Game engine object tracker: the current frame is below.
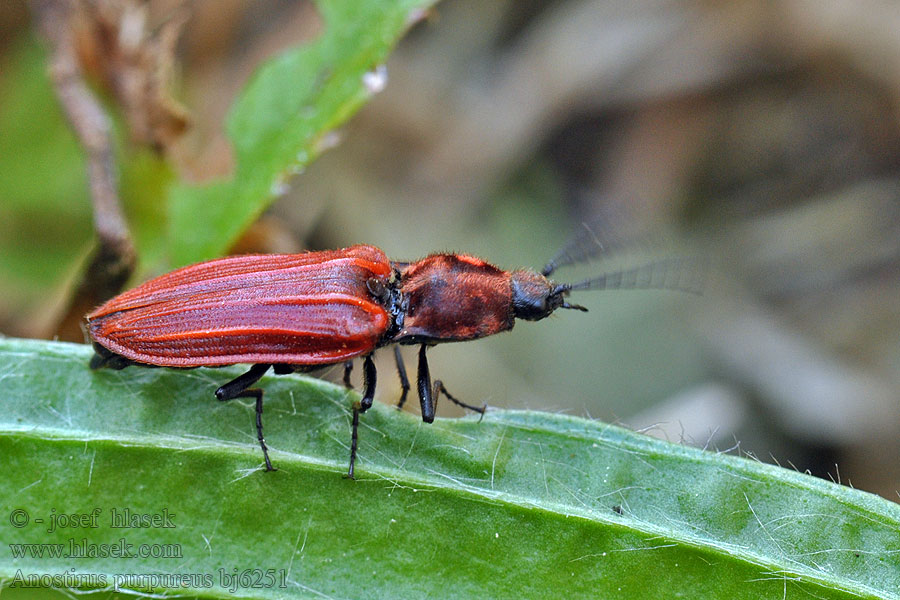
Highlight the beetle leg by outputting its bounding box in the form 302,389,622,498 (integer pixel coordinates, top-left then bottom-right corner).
416,345,435,423
215,364,275,471
417,345,486,423
348,407,361,480
360,354,377,412
393,346,410,410
343,360,354,388
348,354,377,479
433,380,487,422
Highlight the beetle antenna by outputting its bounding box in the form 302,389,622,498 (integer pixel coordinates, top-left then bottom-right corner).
566,257,707,295
561,300,589,312
541,206,650,276
542,216,617,276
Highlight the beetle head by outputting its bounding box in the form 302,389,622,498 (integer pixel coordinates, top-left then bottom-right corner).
510,270,587,322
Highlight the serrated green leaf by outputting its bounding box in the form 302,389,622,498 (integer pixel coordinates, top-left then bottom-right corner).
168,0,434,267
1,337,898,599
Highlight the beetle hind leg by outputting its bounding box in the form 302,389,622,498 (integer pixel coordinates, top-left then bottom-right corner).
347,355,376,480
216,364,275,471
433,380,487,421
416,345,486,423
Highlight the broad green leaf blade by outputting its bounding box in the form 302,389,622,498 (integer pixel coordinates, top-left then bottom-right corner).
1,338,898,599
168,1,434,267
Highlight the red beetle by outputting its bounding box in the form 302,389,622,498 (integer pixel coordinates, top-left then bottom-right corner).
87,243,695,476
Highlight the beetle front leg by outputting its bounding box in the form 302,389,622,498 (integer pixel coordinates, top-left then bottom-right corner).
348,354,376,479
416,345,486,423
393,345,411,410
216,363,275,471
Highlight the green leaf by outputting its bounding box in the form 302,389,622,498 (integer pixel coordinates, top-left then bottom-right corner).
168,1,434,267
1,337,898,599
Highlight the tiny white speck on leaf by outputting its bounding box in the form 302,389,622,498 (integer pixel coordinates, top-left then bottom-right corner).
314,131,342,153
363,65,388,94
270,178,290,197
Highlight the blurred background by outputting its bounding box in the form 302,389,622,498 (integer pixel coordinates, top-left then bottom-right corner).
1,0,898,500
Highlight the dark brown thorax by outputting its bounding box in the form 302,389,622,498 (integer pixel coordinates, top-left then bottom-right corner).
390,253,515,344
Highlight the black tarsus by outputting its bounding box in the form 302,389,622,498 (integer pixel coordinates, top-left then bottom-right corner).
348,406,360,479
416,345,485,424
394,346,410,410
347,354,376,479
434,380,486,420
216,363,275,471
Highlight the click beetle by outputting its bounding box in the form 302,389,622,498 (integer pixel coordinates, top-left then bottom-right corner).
87,243,696,476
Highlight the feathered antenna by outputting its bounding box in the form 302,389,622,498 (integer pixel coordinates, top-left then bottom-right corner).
561,256,707,296
540,204,708,304
541,205,653,276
